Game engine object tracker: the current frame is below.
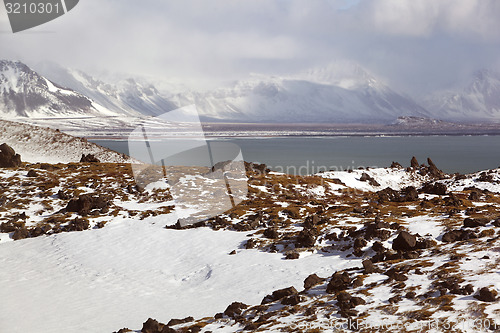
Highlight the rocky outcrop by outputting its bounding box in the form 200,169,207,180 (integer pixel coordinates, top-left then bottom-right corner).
80,154,100,163
65,193,111,216
0,143,21,167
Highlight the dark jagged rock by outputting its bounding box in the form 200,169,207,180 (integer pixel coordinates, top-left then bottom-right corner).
360,173,380,186
326,271,351,293
65,218,90,232
57,190,71,200
80,154,100,163
427,158,445,178
353,237,367,249
478,172,494,182
12,227,29,240
362,259,376,273
304,214,326,228
245,238,256,249
263,228,279,239
66,193,110,216
442,229,475,242
390,161,402,168
224,302,248,317
261,287,298,304
468,190,480,201
0,143,21,168
463,217,489,228
410,156,419,169
27,169,38,177
402,186,418,201
384,267,408,281
475,287,498,302
443,193,462,206
296,229,316,248
281,295,303,306
416,238,437,249
372,241,386,253
304,273,323,289
392,231,417,251
114,328,132,333
420,182,447,195
377,186,418,203
141,318,163,333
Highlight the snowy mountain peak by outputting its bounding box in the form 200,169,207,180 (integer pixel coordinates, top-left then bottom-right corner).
424,68,500,122
0,60,120,119
34,62,178,117
296,61,380,90
467,69,500,95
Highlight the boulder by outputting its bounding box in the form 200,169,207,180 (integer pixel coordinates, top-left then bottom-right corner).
442,229,475,242
410,156,419,169
141,318,163,333
296,229,316,248
420,182,447,195
261,287,298,304
0,143,21,167
392,231,417,251
402,186,419,201
224,302,248,317
475,287,498,302
27,170,38,177
427,158,445,178
326,271,351,293
66,193,110,216
362,259,376,274
463,218,489,228
304,273,323,289
263,228,279,239
80,154,100,163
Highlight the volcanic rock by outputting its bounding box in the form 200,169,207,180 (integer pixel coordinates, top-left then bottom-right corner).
392,231,417,251
80,154,100,163
224,302,248,318
262,287,298,304
326,271,351,293
463,218,489,228
0,143,21,168
304,273,323,289
475,287,498,302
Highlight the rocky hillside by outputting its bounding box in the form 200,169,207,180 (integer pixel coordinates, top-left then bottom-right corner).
115,158,499,333
0,119,135,163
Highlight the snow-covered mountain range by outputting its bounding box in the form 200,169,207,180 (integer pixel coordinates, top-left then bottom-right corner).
424,69,500,122
2,59,500,124
34,62,178,117
0,60,119,118
172,70,429,123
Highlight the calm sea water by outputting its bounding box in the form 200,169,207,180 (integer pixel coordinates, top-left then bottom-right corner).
91,136,500,175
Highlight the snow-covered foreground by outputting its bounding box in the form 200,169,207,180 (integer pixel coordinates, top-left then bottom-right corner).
0,216,358,333
1,159,500,332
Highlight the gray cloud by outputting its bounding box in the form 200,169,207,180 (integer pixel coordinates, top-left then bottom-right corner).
1,0,499,94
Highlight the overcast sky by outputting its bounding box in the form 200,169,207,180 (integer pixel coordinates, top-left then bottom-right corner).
1,0,500,95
